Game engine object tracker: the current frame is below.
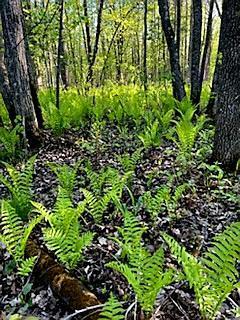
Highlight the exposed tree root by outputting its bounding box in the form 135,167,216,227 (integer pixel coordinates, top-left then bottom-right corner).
25,240,101,319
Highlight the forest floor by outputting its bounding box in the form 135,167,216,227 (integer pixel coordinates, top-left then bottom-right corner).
0,124,239,320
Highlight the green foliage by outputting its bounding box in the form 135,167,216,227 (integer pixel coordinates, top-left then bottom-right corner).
0,155,36,220
173,104,206,159
117,148,143,172
142,183,190,219
32,188,93,269
162,221,240,320
138,119,161,148
0,200,43,276
82,166,130,222
99,295,124,320
48,161,80,196
0,125,21,161
107,211,177,313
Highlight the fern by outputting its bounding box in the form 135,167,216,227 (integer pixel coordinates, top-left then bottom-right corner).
162,222,240,320
0,155,36,220
138,119,161,148
82,166,130,222
117,148,143,173
0,125,21,161
32,188,94,269
99,295,124,320
80,188,114,223
174,113,206,158
0,200,42,276
108,211,177,313
142,183,189,219
48,161,80,196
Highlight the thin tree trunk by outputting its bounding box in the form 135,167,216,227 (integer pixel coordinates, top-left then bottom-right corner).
83,0,92,66
190,0,202,105
212,0,240,170
86,0,104,85
0,0,39,142
56,0,64,109
158,0,186,101
176,0,181,58
199,0,214,95
143,0,148,90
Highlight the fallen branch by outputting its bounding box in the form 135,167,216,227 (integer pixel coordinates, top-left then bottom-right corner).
25,240,101,320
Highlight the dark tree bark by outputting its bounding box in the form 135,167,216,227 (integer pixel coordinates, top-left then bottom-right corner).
158,0,186,101
143,0,148,90
83,0,92,66
175,0,181,58
0,22,15,125
200,0,214,88
86,0,104,85
212,0,240,170
0,0,39,141
190,0,202,105
56,0,65,109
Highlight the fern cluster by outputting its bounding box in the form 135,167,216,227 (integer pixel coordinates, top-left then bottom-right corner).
48,161,81,196
107,211,177,313
32,188,94,269
162,221,240,320
0,200,43,276
173,105,206,158
142,183,189,219
117,147,143,173
138,119,161,148
0,155,36,220
0,125,21,161
82,165,130,222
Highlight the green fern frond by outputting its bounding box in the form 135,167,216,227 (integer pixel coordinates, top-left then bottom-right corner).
108,211,176,313
162,222,240,320
33,190,93,269
48,161,81,196
18,257,37,277
0,200,42,276
99,295,124,320
0,155,36,220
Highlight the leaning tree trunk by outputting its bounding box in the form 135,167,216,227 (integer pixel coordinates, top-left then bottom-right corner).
158,0,186,101
212,0,240,170
0,0,39,142
190,0,202,105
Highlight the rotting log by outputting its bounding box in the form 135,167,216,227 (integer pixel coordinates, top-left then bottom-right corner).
25,240,101,320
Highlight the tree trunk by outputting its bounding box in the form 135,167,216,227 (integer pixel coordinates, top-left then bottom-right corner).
86,0,104,85
212,0,240,170
143,0,148,90
175,0,181,59
199,0,214,91
190,0,202,105
0,21,15,125
0,0,39,142
158,0,186,101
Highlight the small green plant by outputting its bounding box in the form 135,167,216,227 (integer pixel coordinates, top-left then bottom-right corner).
162,221,240,320
0,200,43,276
0,155,36,220
99,295,124,320
48,161,81,196
138,119,161,148
32,188,93,270
107,211,177,314
173,105,206,160
117,148,143,173
142,183,189,219
82,166,131,222
0,125,21,161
